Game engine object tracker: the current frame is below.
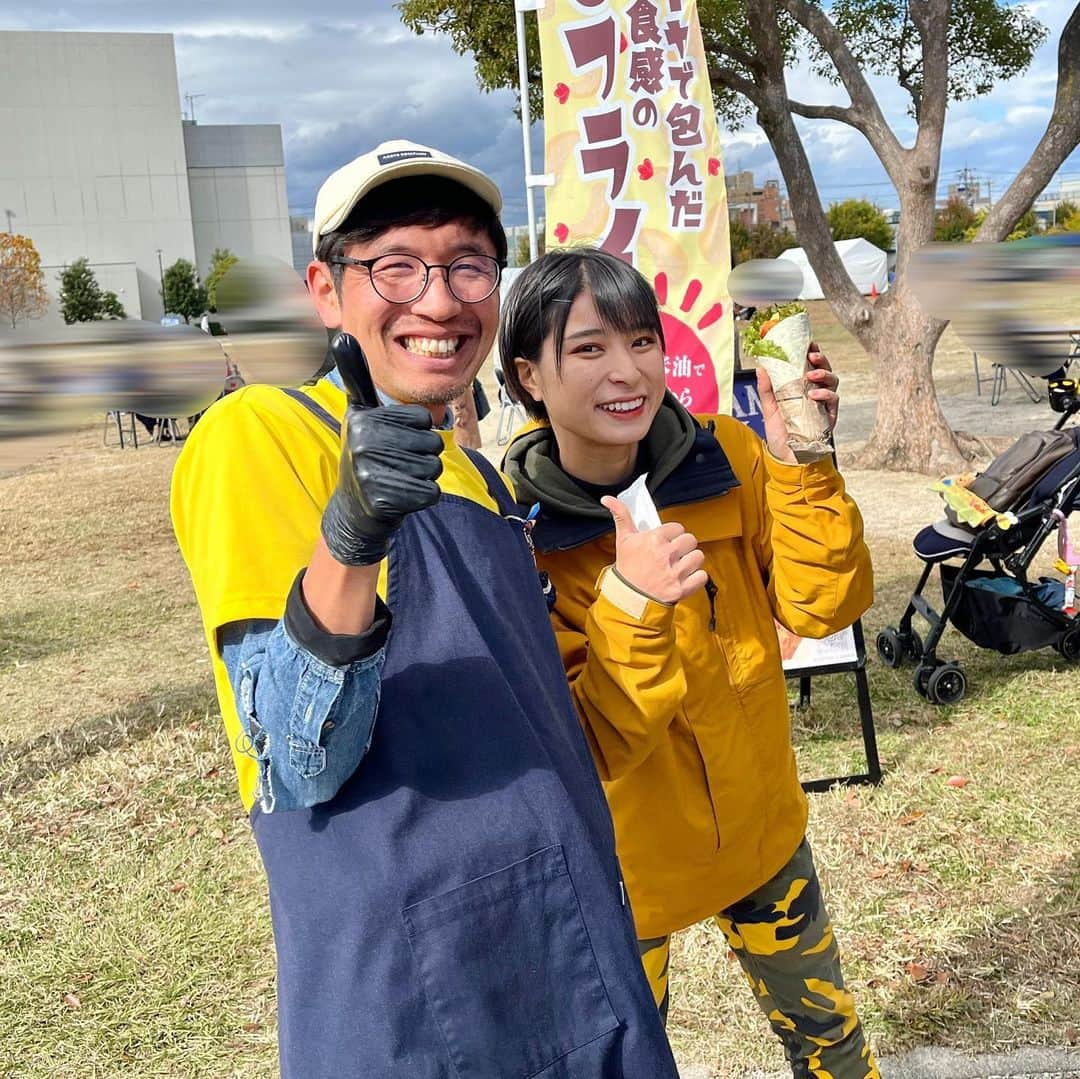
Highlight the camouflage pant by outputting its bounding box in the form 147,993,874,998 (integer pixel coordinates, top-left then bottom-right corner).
637,839,879,1079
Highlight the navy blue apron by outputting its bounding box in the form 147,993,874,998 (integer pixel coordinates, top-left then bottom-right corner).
252,407,677,1078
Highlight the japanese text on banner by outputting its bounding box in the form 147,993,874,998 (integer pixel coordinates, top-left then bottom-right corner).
537,0,733,413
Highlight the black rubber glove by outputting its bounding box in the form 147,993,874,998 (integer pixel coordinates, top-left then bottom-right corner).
320,332,444,566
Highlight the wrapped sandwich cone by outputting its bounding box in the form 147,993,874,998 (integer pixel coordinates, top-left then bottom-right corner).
756,311,833,463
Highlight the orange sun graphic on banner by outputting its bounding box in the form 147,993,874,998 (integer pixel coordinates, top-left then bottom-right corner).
654,271,723,414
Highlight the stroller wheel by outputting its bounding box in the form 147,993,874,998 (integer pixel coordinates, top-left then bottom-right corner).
1056,627,1080,663
927,663,967,706
913,663,935,698
876,628,903,668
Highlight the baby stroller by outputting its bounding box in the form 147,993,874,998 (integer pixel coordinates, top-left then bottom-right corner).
877,376,1080,704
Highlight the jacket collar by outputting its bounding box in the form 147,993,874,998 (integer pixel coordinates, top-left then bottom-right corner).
527,415,740,554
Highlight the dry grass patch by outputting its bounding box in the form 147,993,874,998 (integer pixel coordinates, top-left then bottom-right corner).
2,391,1078,1077
0,711,276,1078
668,546,1080,1076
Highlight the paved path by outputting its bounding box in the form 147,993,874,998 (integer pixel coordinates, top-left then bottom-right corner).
837,381,1056,453
676,1046,1080,1078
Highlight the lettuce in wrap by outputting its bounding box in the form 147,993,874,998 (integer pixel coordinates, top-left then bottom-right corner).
739,301,833,463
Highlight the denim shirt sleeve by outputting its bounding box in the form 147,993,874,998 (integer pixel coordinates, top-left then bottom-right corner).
220,617,384,813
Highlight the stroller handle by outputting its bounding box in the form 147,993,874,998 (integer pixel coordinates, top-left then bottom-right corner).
1005,462,1080,575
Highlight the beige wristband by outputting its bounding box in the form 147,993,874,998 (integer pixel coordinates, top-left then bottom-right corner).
598,565,673,619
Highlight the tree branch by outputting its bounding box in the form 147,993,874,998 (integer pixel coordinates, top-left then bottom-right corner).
977,2,1080,241
910,0,949,142
787,100,858,124
712,39,760,72
741,0,871,338
708,64,763,106
781,0,906,178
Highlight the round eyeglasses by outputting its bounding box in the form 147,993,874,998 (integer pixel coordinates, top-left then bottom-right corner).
328,252,504,305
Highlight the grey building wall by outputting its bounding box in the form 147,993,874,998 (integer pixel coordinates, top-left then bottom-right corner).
0,31,197,325
184,123,292,276
290,216,313,277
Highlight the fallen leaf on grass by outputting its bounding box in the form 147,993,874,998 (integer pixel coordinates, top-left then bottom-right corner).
946,775,970,788
63,993,81,1009
934,971,950,985
844,788,860,805
241,1022,262,1033
903,962,932,983
1065,1026,1078,1045
898,811,924,826
168,880,187,893
868,866,888,879
898,858,914,873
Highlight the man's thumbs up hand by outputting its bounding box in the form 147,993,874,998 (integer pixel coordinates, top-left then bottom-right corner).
320,333,444,567
600,495,708,605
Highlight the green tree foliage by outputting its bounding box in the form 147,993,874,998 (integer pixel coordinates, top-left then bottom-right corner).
826,199,893,250
399,0,1047,128
813,0,1045,121
100,290,126,319
1006,208,1038,242
57,257,127,323
512,230,546,267
1047,199,1078,232
934,195,979,241
0,232,49,329
204,248,239,311
162,258,207,324
962,207,989,242
729,221,798,264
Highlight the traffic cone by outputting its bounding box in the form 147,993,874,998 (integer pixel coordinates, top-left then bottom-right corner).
870,282,879,298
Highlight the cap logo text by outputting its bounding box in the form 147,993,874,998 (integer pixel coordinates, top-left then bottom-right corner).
377,150,435,165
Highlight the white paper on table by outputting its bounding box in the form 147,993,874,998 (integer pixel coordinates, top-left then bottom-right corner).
617,473,662,532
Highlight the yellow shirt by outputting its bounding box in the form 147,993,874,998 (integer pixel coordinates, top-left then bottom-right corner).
170,378,505,810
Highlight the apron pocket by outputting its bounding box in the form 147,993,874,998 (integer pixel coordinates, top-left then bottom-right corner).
402,844,619,1078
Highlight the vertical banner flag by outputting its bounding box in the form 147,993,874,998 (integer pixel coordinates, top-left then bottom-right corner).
537,0,733,414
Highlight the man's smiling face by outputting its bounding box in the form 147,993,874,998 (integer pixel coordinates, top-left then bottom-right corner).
333,220,499,415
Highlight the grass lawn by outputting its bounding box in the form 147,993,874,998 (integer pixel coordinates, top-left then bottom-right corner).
2,332,1078,1076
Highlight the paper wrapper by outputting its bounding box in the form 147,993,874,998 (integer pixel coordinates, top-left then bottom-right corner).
757,312,833,463
617,473,662,531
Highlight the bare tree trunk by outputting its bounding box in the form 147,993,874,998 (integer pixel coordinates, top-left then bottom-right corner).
711,0,1080,472
847,289,979,472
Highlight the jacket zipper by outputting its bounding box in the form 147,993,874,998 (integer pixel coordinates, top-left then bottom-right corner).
704,576,718,631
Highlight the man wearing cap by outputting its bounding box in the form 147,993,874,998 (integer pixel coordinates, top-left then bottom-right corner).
171,141,679,1079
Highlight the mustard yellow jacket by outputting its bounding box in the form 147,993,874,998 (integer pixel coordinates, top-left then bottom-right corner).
505,406,873,938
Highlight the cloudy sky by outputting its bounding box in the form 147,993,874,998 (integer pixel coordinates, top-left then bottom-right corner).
2,1,1077,224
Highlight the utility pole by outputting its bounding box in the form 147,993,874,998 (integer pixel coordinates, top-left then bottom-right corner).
3,209,13,234
184,92,206,123
156,248,166,313
955,166,979,208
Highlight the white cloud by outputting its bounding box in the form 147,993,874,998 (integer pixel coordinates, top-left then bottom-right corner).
0,0,1076,219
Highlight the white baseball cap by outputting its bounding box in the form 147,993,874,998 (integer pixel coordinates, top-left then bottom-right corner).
312,139,503,255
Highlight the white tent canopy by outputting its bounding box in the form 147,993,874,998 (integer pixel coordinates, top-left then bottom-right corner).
778,238,888,300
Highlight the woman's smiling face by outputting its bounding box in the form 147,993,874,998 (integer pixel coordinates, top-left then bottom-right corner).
515,289,666,472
